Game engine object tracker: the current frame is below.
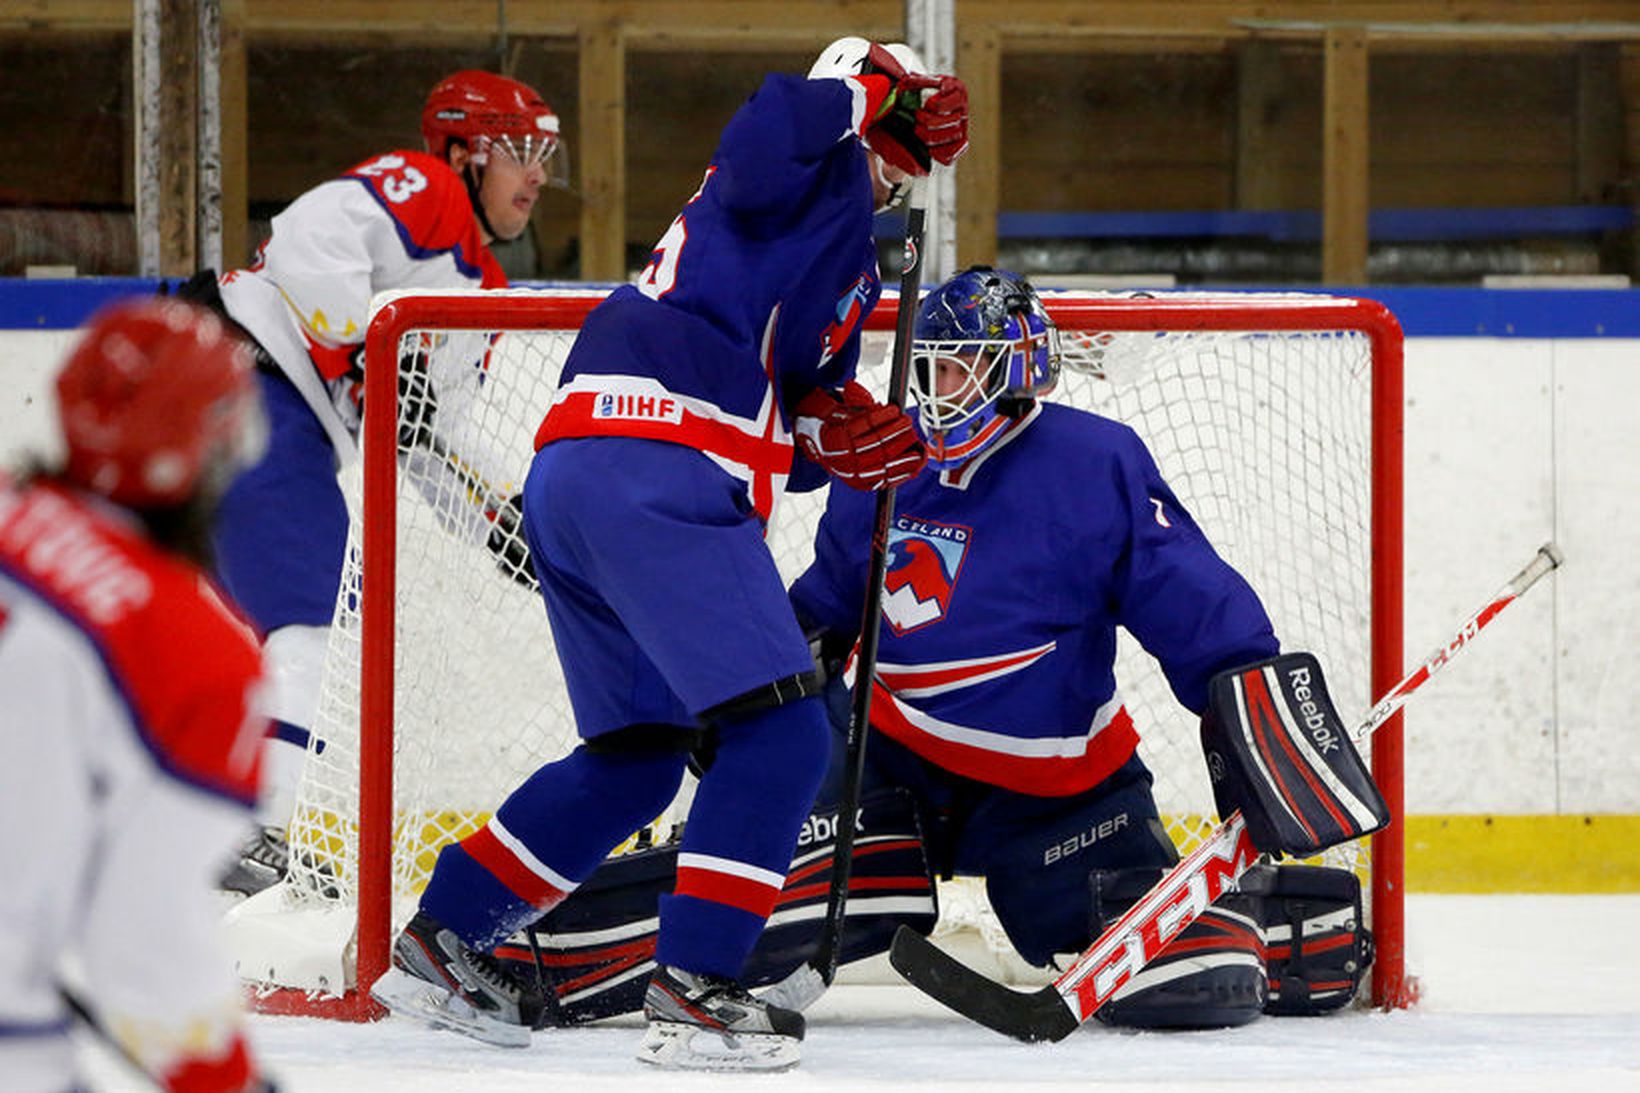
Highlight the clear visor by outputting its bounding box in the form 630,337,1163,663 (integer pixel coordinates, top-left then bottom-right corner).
479,133,571,188
910,340,1011,435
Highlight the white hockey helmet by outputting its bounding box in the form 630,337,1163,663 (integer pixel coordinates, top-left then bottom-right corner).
808,36,926,80
809,37,927,210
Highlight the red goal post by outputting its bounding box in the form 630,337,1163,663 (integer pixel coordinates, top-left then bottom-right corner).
242,287,1409,1018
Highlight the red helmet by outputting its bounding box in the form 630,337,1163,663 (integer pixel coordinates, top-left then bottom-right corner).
421,70,561,170
56,298,262,509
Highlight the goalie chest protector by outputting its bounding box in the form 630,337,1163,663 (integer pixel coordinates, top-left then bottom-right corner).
1201,652,1390,856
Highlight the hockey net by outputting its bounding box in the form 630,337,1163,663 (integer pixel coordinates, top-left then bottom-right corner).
233,287,1407,1018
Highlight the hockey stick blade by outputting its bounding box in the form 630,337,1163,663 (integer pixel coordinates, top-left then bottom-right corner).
889,542,1563,1041
890,811,1257,1043
889,927,1079,1043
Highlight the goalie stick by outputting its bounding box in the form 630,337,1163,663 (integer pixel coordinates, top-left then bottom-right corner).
774,176,931,1010
889,542,1564,1042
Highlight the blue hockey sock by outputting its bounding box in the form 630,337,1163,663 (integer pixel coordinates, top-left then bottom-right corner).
656,696,829,977
420,744,687,949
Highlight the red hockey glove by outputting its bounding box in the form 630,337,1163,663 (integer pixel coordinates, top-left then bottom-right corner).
794,381,927,491
857,44,969,175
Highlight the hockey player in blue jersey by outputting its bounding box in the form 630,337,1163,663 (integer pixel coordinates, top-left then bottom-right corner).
370,38,969,1069
787,266,1285,1027
492,267,1381,1031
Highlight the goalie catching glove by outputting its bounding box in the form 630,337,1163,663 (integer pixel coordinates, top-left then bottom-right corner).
854,43,969,175
794,381,927,490
1201,652,1391,857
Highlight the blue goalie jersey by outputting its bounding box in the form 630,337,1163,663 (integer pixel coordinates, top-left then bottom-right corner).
535,72,888,522
789,403,1281,797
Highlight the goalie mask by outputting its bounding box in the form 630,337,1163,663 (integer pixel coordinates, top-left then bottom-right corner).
910,266,1061,468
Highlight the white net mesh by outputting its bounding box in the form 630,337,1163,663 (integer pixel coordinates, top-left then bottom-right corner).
272,289,1385,994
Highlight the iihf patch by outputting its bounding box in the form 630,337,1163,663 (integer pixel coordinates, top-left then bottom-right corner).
593,391,682,423
882,515,971,634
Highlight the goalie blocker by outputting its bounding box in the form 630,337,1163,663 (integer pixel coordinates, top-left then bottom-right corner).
1201,652,1391,857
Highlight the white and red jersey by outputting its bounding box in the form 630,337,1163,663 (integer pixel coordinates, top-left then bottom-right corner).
0,475,269,1093
219,149,506,462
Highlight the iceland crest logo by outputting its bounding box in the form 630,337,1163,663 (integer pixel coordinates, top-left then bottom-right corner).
882,516,972,635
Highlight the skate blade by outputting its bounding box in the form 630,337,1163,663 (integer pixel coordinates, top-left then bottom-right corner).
370,967,531,1049
636,1021,800,1072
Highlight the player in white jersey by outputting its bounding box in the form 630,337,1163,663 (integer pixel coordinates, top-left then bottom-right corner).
180,70,565,896
0,299,275,1093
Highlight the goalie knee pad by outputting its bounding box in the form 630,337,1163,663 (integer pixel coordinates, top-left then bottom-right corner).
1246,863,1372,1015
1088,867,1267,1030
495,789,935,1025
1201,652,1391,856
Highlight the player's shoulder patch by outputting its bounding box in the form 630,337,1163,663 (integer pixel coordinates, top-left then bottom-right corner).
341,148,484,257
0,483,264,805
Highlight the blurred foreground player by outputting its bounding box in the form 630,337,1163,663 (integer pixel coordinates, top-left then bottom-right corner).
0,299,276,1092
183,70,565,897
371,37,967,1070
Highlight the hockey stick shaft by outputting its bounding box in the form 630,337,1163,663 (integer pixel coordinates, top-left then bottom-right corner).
810,176,931,986
62,987,166,1091
1355,541,1562,742
891,541,1564,1041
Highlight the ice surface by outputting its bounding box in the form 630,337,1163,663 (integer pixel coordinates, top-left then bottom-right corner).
77,895,1640,1092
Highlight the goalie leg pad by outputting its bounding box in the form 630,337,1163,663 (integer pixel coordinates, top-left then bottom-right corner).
975,755,1180,968
497,789,935,1025
1248,863,1372,1015
1088,867,1268,1030
1201,652,1391,856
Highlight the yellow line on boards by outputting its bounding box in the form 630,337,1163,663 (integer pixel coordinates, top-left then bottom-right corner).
1405,814,1640,893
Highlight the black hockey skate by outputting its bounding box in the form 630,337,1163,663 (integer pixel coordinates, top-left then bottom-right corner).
218,826,289,899
637,964,804,1071
370,910,546,1048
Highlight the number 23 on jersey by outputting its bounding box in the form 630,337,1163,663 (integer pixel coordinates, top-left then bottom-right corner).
355,154,429,204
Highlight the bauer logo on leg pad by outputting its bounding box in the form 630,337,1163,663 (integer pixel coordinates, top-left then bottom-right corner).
1201,652,1390,856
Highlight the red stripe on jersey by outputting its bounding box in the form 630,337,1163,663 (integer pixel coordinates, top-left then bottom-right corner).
674,863,784,919
0,481,265,805
869,680,1140,798
875,644,1054,695
342,150,501,277
535,388,795,523
461,825,570,911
